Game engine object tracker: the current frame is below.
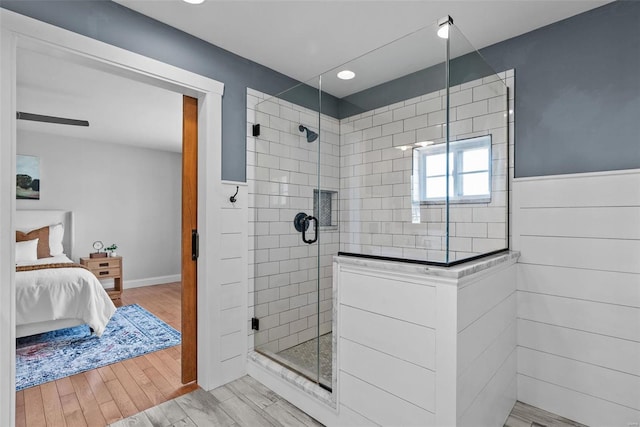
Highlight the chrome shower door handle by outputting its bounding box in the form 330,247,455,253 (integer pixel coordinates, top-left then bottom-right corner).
302,216,318,244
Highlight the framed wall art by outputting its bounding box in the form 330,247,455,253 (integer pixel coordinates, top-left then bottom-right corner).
16,155,40,200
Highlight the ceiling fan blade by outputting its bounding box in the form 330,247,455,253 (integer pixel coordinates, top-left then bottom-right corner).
16,112,89,127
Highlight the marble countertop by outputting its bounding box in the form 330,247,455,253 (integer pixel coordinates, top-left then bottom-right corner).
334,251,520,279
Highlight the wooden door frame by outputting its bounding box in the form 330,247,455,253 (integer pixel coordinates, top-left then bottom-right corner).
0,10,226,425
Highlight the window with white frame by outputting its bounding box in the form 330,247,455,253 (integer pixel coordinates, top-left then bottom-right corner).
412,135,492,203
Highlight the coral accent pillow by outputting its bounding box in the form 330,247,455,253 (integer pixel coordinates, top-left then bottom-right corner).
16,226,51,258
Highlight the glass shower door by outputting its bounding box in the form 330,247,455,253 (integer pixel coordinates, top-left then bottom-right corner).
249,80,331,388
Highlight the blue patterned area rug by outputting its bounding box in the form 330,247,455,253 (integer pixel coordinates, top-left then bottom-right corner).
16,304,181,391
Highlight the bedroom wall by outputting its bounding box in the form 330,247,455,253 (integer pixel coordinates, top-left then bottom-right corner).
16,130,182,287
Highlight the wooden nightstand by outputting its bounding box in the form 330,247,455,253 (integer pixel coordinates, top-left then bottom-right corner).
80,256,123,300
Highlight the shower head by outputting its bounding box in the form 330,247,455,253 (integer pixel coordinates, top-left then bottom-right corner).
298,125,318,143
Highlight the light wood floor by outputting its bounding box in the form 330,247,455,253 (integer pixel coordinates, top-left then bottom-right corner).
16,282,195,427
504,401,587,427
116,382,583,427
17,282,585,427
111,375,324,427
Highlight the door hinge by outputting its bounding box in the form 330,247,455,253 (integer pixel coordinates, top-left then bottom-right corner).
191,229,199,260
251,317,259,331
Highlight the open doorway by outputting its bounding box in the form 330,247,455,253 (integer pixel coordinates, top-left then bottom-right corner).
13,47,198,424
1,12,226,426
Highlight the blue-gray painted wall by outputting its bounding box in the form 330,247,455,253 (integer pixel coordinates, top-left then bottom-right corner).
339,1,639,177
2,0,638,179
481,0,639,177
0,0,340,182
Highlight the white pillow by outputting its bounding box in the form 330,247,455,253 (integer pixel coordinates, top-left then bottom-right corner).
16,239,39,263
49,223,64,256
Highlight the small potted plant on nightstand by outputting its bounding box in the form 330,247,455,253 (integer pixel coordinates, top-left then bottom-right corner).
105,244,118,257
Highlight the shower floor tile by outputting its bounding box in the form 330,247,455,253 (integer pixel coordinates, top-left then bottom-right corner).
276,332,332,385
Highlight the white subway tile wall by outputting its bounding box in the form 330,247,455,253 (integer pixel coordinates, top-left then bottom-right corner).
248,88,339,356
340,72,513,262
246,69,515,356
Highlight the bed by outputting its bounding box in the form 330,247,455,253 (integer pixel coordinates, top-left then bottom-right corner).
15,210,116,338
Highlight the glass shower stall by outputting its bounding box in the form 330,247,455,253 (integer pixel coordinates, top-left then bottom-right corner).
248,17,511,390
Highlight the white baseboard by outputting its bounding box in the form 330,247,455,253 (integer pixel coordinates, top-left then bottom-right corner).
124,274,182,289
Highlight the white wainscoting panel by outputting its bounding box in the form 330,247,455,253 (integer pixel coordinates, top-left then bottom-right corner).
513,170,640,208
216,182,249,383
457,263,517,424
340,271,436,327
340,338,436,412
518,319,640,377
340,305,436,370
518,319,640,376
458,293,516,372
339,372,435,427
518,347,640,411
220,282,244,311
518,206,640,239
337,404,377,426
513,169,640,427
458,351,517,427
518,291,640,341
518,264,640,308
335,256,517,426
458,264,516,331
517,374,640,427
458,321,516,418
518,235,640,274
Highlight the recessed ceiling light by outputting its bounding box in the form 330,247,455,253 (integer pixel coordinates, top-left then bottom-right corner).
337,70,355,80
183,0,205,4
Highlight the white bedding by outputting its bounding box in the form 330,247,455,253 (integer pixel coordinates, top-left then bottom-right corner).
16,255,116,336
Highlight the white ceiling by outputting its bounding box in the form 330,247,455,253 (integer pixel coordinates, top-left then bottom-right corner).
17,48,183,152
115,0,611,97
16,1,610,149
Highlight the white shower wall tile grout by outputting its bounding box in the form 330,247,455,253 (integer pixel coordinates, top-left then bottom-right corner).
246,68,515,355
340,72,513,262
247,88,339,355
